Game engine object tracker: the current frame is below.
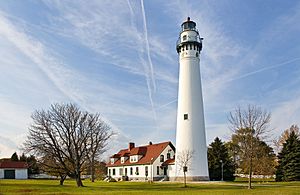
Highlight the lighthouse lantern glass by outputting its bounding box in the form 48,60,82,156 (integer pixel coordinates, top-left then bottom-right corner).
182,22,196,31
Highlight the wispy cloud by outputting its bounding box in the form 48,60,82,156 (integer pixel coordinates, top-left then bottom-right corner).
0,0,299,157
0,1,179,157
140,0,158,126
0,13,84,104
0,11,133,156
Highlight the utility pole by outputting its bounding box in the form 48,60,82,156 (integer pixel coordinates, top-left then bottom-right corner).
220,160,224,181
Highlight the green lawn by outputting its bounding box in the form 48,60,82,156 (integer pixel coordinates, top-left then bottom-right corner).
0,179,299,195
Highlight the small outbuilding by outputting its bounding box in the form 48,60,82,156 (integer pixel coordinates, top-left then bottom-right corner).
0,159,28,179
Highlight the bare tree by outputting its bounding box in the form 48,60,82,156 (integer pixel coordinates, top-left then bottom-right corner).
40,155,68,185
228,104,271,189
273,125,300,153
176,150,194,187
84,114,112,182
24,103,112,187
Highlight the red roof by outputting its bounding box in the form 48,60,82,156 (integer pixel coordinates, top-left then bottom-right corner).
107,141,175,167
0,161,28,169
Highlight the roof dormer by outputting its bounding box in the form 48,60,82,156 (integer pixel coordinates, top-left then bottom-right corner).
121,156,128,164
110,154,120,164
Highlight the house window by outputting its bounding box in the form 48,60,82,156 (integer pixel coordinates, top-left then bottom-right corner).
125,168,127,176
145,166,148,176
108,169,111,176
119,168,123,176
130,167,133,175
157,166,160,175
112,168,115,176
183,35,187,41
136,167,139,175
167,153,171,159
184,114,188,120
130,155,139,163
160,155,164,162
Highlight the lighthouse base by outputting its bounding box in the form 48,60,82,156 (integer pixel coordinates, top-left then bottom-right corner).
169,176,209,181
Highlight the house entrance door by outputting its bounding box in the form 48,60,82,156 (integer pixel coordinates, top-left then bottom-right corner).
163,167,167,175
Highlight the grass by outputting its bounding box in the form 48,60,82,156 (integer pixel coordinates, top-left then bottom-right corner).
0,179,299,195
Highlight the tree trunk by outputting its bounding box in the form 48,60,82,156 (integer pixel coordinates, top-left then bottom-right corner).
91,158,95,182
59,175,66,185
248,156,253,189
184,171,187,188
76,175,84,187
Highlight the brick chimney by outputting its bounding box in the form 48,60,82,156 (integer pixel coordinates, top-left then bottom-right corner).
129,142,135,151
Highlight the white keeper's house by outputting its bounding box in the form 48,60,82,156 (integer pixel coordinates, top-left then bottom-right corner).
106,141,176,181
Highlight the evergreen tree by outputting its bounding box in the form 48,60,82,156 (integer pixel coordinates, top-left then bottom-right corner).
19,153,27,161
11,152,19,161
276,131,300,181
19,153,40,175
208,137,235,181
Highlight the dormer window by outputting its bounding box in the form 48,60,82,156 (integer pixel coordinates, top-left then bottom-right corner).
121,157,127,164
110,158,115,164
182,35,187,41
130,155,139,163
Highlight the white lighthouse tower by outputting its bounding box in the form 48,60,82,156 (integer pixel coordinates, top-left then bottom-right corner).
174,17,209,181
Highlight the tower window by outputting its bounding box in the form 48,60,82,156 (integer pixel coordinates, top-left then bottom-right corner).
190,44,192,50
167,152,171,159
182,35,187,41
194,45,196,50
186,45,188,50
196,52,199,57
184,114,188,120
160,155,164,162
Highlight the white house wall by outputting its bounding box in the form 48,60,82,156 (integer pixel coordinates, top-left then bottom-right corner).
15,169,28,179
0,169,4,179
0,168,28,179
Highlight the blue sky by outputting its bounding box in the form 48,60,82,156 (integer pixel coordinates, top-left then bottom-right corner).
0,0,300,158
